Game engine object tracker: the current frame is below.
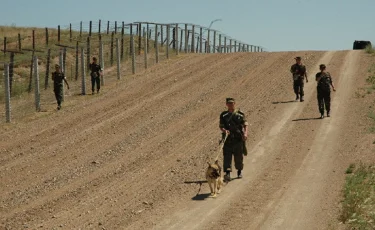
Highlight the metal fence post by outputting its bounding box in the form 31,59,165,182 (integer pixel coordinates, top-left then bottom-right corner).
144,31,148,69
230,39,233,53
75,42,79,80
175,24,179,55
33,56,41,112
45,48,51,89
184,24,188,53
131,34,136,74
224,37,227,53
87,36,91,68
218,34,222,53
191,25,195,53
100,41,104,85
207,30,211,53
4,63,11,123
199,27,203,53
116,38,121,79
155,24,159,64
166,24,170,59
59,50,64,102
80,47,86,95
110,32,114,66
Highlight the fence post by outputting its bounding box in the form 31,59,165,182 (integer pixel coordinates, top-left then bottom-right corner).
28,51,34,93
131,34,136,74
70,23,72,42
18,33,22,51
87,36,91,69
99,19,101,34
138,23,142,55
179,29,183,52
59,50,64,102
110,32,114,66
4,63,11,123
116,38,121,79
234,40,236,53
80,47,86,95
45,28,48,46
63,47,67,74
9,52,14,94
115,21,117,34
75,42,79,80
191,25,195,53
3,37,6,54
175,24,179,55
155,24,159,64
218,34,222,53
80,21,82,37
33,56,41,111
237,42,240,52
213,31,216,53
224,37,227,53
89,21,92,36
184,24,188,53
230,39,233,53
247,45,249,52
199,27,203,53
32,30,35,50
160,25,163,46
207,30,211,53
166,24,170,59
100,41,104,85
121,22,124,60
45,48,51,89
107,21,110,34
146,23,149,52
58,25,60,43
144,30,148,69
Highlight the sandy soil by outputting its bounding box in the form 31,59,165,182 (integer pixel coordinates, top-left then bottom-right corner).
1,50,375,230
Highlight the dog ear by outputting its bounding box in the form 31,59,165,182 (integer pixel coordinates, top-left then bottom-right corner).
207,162,211,166
214,159,219,164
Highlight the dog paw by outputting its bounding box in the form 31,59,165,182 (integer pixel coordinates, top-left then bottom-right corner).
209,193,217,198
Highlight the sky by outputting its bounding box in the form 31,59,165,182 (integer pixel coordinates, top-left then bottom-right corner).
1,0,374,51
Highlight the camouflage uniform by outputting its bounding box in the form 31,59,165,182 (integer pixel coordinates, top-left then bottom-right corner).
219,107,248,177
316,71,333,117
89,61,102,94
52,71,66,109
290,61,307,101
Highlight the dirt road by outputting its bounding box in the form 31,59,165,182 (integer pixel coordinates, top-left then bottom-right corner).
0,50,373,230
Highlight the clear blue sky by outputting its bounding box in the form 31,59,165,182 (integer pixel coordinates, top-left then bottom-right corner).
1,0,374,51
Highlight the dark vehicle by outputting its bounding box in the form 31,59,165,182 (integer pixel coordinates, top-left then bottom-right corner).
353,40,372,50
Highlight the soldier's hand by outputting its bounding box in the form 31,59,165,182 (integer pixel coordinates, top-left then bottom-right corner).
306,79,309,83
333,87,336,91
242,133,248,141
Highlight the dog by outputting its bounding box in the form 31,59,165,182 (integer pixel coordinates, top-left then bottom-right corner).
206,160,224,198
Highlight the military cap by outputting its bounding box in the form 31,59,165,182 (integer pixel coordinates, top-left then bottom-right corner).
294,56,302,60
55,64,60,68
319,64,326,69
226,98,235,103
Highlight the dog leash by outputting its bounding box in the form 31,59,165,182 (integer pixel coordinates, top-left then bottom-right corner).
214,132,228,161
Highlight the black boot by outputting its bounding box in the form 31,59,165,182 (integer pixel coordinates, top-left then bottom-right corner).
237,170,242,178
224,171,231,182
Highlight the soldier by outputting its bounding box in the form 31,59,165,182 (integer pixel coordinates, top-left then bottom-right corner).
51,64,69,110
316,64,336,119
89,57,103,94
290,56,308,102
219,98,248,181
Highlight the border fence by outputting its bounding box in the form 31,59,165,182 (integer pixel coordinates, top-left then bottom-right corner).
0,20,265,123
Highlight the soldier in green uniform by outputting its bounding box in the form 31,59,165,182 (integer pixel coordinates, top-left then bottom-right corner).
290,56,309,102
89,57,103,94
316,64,336,119
219,98,248,181
51,64,69,110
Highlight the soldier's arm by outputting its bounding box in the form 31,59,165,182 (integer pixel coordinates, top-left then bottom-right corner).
63,76,70,89
315,73,321,82
219,114,229,134
329,74,336,91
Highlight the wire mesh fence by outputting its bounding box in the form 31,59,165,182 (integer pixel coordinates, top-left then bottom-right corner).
0,20,265,123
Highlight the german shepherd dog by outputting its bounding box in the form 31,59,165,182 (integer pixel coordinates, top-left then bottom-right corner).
206,160,224,198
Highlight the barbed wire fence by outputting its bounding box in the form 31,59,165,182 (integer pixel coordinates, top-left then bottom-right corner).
0,20,265,123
